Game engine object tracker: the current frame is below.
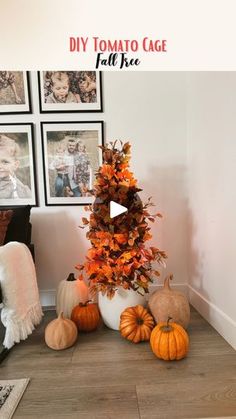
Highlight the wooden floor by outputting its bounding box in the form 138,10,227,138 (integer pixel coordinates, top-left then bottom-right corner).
0,307,236,419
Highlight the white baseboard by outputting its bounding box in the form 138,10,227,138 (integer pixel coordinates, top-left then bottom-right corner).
188,285,236,350
39,289,56,308
39,284,188,307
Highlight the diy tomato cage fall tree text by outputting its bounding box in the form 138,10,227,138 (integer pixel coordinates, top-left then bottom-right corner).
69,37,167,69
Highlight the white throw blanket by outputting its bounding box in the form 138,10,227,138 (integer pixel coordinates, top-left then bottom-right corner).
0,242,43,349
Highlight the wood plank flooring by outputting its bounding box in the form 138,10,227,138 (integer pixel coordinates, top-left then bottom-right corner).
0,307,235,419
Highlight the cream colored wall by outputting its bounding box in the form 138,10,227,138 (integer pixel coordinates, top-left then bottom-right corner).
186,72,236,348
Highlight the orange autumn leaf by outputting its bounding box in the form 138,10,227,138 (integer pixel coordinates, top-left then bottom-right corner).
123,264,132,275
129,179,137,187
118,163,129,170
116,169,134,181
95,231,112,246
87,248,103,260
122,169,134,179
120,250,136,261
143,232,152,241
85,261,101,275
100,164,115,179
101,265,113,277
109,241,121,251
96,231,111,239
118,180,130,187
114,233,128,244
118,178,137,188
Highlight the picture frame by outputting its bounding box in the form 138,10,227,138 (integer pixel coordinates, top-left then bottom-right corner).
38,71,103,113
0,71,32,114
0,123,37,206
41,121,104,206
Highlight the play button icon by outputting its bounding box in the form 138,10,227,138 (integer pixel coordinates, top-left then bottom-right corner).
110,201,128,218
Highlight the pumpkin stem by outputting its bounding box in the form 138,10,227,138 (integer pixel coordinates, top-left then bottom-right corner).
167,316,172,327
164,274,173,290
160,316,173,333
79,299,92,307
66,273,76,281
58,312,64,319
136,318,144,325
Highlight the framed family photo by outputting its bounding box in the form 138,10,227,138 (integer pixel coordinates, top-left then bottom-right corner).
38,71,103,113
0,71,31,114
41,121,104,205
0,123,37,206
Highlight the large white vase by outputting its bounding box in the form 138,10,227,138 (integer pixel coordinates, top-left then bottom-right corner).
98,287,146,330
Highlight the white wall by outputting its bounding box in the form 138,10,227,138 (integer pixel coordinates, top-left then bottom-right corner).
1,72,188,304
186,72,236,349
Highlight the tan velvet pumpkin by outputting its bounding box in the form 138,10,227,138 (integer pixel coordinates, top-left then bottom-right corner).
45,312,78,350
148,274,190,329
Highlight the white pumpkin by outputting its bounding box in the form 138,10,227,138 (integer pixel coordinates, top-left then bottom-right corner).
56,273,89,318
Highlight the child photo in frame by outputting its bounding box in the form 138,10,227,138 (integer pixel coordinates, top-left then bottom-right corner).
38,71,103,112
0,72,31,114
0,124,37,206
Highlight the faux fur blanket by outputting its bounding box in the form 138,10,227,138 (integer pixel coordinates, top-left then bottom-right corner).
0,242,43,349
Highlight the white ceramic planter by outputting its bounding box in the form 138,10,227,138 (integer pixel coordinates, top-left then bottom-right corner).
98,287,146,330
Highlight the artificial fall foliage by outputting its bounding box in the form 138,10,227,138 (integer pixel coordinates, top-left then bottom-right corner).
76,141,167,299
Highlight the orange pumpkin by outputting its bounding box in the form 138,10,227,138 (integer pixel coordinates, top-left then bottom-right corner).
71,300,100,332
150,317,189,361
120,305,155,343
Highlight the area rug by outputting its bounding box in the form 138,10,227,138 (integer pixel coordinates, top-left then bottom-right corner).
0,378,29,419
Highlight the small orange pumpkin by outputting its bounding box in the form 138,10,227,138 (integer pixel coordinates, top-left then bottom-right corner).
150,317,189,361
45,312,78,350
120,305,155,343
71,300,100,332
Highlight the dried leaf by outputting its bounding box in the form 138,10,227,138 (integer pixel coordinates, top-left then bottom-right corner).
153,270,160,277
82,217,89,225
75,263,84,271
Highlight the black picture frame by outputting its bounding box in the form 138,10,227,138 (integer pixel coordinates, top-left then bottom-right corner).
0,123,38,206
38,71,103,113
0,72,32,114
41,120,104,206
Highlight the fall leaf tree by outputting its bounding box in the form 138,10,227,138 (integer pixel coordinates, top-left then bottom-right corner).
76,141,167,299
